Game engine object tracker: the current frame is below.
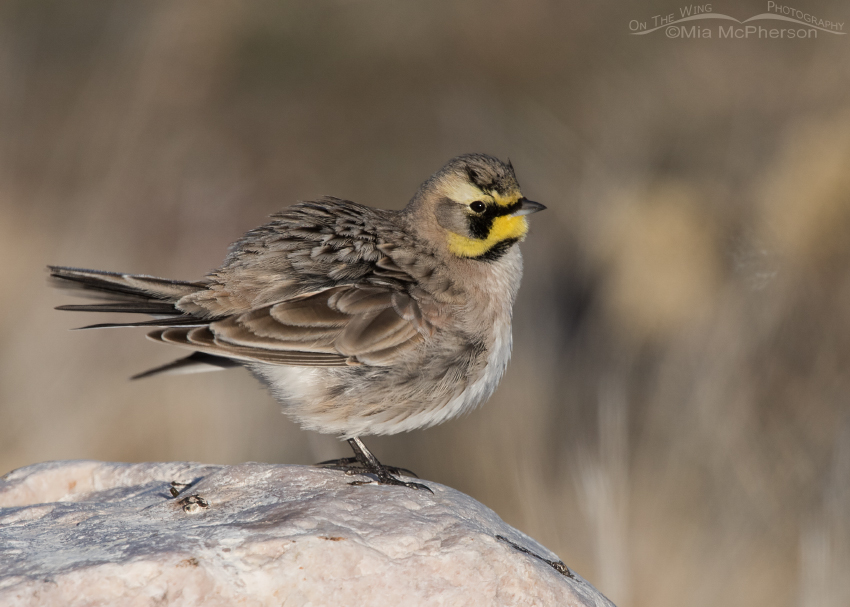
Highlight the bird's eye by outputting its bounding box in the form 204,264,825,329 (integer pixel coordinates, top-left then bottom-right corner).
470,201,486,213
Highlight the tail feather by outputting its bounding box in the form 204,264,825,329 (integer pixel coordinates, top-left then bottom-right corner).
56,302,182,315
49,265,212,329
50,266,241,379
48,266,205,302
72,316,208,330
131,352,242,380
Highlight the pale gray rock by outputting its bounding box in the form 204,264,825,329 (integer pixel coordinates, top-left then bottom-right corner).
0,461,614,607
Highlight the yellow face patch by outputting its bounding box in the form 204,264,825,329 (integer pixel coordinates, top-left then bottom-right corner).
446,214,528,258
437,172,526,258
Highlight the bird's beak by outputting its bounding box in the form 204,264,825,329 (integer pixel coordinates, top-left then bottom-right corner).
511,199,546,216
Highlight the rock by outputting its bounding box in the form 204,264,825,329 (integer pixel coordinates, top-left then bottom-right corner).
0,461,614,607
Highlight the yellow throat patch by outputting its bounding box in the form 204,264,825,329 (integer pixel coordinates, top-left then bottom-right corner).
446,214,528,258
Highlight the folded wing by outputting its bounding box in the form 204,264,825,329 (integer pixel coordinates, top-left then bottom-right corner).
146,285,441,367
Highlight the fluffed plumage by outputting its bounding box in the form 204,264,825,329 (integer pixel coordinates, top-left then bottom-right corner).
51,153,545,488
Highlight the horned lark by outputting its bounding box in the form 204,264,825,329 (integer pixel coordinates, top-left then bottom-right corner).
50,153,545,490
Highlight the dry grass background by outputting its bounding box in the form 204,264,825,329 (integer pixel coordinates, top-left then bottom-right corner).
2,1,850,605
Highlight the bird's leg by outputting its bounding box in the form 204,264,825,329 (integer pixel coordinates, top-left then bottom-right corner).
345,437,432,493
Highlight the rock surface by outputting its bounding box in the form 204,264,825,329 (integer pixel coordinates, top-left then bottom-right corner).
0,461,614,607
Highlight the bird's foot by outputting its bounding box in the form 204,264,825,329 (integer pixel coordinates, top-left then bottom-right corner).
348,469,432,493
318,437,432,493
315,456,358,470
315,456,419,479
348,471,434,495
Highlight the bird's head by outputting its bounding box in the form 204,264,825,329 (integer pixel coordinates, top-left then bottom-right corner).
406,154,545,262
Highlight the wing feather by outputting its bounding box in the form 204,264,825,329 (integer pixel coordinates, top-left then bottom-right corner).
182,283,439,367
268,294,350,327
147,327,349,367
328,287,394,314
336,307,420,354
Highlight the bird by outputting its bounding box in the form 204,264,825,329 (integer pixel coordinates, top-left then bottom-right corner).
49,153,545,491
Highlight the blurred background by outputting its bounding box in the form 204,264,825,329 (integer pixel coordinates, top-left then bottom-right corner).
2,1,849,605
